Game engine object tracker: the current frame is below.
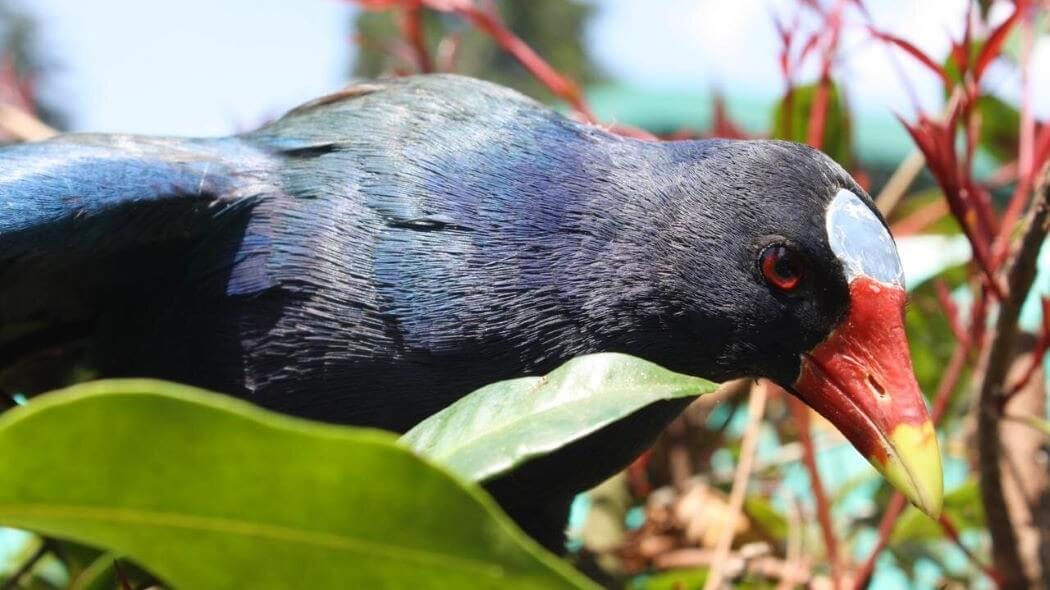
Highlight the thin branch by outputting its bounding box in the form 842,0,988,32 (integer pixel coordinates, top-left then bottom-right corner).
0,103,56,141
0,540,50,590
456,3,596,122
889,198,949,237
1002,413,1050,438
929,340,971,424
852,493,908,589
875,149,925,217
934,279,971,348
776,493,804,590
1002,297,1050,405
975,164,1050,590
787,396,841,589
938,514,1002,584
703,382,769,590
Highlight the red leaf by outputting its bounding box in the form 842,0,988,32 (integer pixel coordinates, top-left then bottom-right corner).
974,0,1025,80
898,110,1004,296
708,94,752,140
868,28,952,88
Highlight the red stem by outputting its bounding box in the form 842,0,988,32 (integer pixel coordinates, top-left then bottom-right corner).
400,1,433,73
787,396,842,589
939,514,1004,584
458,5,596,122
1001,297,1050,408
935,279,971,349
852,493,908,589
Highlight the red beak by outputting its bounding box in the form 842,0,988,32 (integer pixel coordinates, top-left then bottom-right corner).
792,276,943,516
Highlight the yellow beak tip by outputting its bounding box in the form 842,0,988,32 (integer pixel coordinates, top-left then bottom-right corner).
872,421,944,519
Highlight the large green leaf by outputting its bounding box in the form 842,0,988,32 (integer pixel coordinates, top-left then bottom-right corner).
0,380,595,590
402,353,717,482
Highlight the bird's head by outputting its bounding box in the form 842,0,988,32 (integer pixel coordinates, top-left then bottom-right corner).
655,139,942,517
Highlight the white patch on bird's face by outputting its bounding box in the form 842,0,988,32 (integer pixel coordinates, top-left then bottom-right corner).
826,189,904,286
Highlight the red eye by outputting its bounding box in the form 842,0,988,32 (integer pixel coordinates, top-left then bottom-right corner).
760,244,805,291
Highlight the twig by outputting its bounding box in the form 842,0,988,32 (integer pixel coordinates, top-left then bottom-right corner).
0,103,56,141
934,279,972,349
852,493,908,589
938,515,1002,584
787,396,841,589
889,198,949,237
458,4,596,122
875,149,926,217
703,382,768,590
1002,413,1050,438
929,340,971,424
777,494,805,590
975,164,1050,590
0,540,50,590
1001,297,1050,406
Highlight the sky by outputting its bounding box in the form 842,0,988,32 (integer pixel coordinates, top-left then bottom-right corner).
17,0,1050,136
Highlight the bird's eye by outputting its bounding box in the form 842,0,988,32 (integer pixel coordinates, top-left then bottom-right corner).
759,244,805,291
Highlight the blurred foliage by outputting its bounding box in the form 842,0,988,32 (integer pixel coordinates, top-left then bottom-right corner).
772,82,853,169
0,0,65,129
906,263,970,398
352,0,603,102
891,480,984,546
977,94,1021,164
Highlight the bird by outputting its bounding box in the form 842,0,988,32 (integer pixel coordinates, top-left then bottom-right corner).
0,74,941,550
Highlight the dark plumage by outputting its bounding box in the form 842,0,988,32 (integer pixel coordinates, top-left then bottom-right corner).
0,74,936,550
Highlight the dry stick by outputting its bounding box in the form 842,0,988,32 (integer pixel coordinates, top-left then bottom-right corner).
0,104,56,141
702,382,769,590
776,495,805,590
787,396,841,589
875,149,926,218
975,164,1050,590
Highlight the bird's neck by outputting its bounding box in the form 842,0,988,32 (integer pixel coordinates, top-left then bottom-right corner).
491,139,698,372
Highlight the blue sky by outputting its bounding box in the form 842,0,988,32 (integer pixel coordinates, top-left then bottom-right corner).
20,0,1050,136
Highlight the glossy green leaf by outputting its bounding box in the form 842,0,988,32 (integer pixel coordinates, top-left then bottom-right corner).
0,380,595,590
402,353,717,482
